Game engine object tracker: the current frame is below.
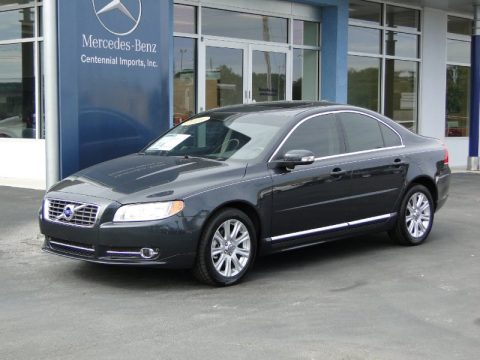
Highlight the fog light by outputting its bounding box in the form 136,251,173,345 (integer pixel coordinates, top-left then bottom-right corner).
140,248,159,259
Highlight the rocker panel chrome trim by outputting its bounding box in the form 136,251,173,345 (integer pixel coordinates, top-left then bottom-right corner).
271,213,396,242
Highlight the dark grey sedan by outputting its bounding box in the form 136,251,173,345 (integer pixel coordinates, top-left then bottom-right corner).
40,101,451,286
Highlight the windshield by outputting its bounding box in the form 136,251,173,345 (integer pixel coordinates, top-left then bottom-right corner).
144,112,290,161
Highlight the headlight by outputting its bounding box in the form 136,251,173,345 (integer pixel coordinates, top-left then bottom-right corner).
113,201,184,222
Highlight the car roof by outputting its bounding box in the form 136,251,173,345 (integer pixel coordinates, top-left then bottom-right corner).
203,101,338,116
198,101,413,139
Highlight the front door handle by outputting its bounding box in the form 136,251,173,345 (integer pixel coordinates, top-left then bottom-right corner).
330,168,346,177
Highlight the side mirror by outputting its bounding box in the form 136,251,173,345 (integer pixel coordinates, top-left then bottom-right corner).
276,149,315,170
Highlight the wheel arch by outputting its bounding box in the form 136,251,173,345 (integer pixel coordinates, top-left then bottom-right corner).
406,176,438,210
200,200,263,249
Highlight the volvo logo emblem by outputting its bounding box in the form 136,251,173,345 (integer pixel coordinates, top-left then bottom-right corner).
92,0,142,36
56,204,87,222
62,205,76,221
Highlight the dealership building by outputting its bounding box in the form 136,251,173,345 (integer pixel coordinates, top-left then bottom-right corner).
0,0,478,189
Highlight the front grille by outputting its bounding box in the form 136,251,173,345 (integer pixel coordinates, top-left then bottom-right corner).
46,199,99,227
48,238,95,258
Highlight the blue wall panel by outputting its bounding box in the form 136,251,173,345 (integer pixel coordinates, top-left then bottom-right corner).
294,0,349,103
57,0,173,178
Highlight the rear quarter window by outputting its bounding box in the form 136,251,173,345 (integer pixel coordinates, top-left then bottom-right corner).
379,122,402,147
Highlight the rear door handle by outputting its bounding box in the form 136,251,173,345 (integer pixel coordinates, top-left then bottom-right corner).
393,158,405,166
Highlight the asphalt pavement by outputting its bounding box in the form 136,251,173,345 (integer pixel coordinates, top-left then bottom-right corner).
0,173,479,360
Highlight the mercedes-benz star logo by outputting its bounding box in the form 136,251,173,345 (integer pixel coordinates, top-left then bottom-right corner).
92,0,142,36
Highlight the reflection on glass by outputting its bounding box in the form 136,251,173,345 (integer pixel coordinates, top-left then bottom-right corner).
252,51,286,102
174,4,196,34
293,20,319,46
348,26,381,54
173,37,196,125
293,49,318,101
447,39,471,64
0,0,32,5
384,59,418,131
205,47,243,110
446,65,470,137
386,5,420,31
385,31,418,58
39,41,44,138
0,43,35,138
202,8,287,43
38,5,42,37
448,16,472,36
349,0,381,25
0,7,34,41
348,56,380,112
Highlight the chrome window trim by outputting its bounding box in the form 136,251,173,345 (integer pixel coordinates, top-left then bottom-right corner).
268,110,404,163
271,213,396,242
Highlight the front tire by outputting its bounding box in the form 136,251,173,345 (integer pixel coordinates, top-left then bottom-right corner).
193,208,257,286
389,184,434,246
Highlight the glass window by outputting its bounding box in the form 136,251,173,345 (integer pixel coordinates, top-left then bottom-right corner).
293,49,319,101
0,7,35,41
448,16,472,36
38,5,43,37
348,26,381,54
339,112,384,152
349,0,381,26
380,122,402,146
173,37,196,125
447,39,470,64
386,5,420,31
205,46,244,110
0,0,33,5
385,31,419,58
446,65,470,137
147,113,291,161
348,56,380,112
279,114,343,158
202,8,288,43
293,20,320,46
0,43,35,139
384,60,418,131
252,51,286,102
174,4,196,34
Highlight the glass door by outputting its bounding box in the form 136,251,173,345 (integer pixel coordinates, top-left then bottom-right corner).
250,45,290,103
200,40,291,111
202,39,248,111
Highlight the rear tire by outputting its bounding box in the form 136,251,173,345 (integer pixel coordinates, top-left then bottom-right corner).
389,184,434,246
193,208,257,286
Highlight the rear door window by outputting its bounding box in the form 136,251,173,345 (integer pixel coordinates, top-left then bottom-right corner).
338,112,385,152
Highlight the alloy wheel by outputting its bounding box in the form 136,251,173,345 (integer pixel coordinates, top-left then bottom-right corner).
405,191,431,239
210,219,251,278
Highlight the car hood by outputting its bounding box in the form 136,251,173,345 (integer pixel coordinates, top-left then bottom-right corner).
49,154,247,203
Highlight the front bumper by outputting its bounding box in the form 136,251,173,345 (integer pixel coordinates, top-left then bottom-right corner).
39,193,205,269
42,237,194,267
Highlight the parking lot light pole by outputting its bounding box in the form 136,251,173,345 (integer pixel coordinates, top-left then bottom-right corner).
468,1,480,170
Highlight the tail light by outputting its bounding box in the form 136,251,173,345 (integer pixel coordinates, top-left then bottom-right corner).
442,144,449,166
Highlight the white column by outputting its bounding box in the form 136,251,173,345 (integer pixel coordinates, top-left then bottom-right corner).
43,0,60,187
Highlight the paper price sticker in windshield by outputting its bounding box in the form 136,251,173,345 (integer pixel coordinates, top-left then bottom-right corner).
149,134,191,151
